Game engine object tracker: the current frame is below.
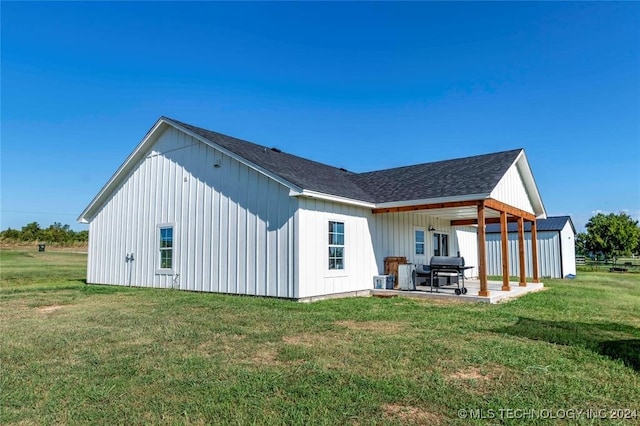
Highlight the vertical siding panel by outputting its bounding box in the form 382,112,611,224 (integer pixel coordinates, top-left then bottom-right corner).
236,165,248,294
267,179,278,296
245,169,256,295
257,174,268,295
200,146,210,292
277,185,287,297
219,154,229,293
211,150,221,292
227,156,239,294
150,152,160,287
193,143,204,292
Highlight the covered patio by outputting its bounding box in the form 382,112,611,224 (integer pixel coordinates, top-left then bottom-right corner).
373,197,543,298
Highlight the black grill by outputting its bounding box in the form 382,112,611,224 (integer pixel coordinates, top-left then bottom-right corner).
430,256,465,269
416,256,473,295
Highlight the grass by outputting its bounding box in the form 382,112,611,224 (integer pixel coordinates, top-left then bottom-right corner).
1,248,639,425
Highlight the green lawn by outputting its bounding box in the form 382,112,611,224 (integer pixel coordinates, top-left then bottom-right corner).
1,249,639,425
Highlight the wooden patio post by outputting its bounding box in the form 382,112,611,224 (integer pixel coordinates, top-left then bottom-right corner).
531,220,540,283
500,211,511,291
517,216,527,287
477,202,489,297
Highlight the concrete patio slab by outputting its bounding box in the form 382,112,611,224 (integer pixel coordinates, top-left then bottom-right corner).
371,280,546,303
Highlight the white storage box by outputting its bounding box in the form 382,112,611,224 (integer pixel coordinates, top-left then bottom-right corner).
373,275,394,290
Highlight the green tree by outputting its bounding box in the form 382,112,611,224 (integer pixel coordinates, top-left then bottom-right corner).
20,222,42,241
0,227,21,240
584,212,640,262
575,232,589,256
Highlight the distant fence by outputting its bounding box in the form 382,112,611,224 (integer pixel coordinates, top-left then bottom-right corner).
576,256,639,272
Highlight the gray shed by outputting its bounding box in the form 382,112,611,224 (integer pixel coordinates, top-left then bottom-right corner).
485,216,576,279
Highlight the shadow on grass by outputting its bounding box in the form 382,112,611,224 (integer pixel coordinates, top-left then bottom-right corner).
496,317,640,371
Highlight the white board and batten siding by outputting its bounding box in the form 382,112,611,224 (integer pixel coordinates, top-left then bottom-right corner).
559,222,576,277
87,126,297,298
295,205,480,298
369,213,477,278
452,226,479,277
490,164,535,214
296,198,378,298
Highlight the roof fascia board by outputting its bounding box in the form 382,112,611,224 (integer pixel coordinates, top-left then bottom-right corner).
290,189,377,209
77,118,167,223
168,120,303,194
374,193,489,210
513,151,547,219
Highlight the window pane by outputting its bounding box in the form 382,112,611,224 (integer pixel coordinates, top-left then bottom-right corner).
329,247,343,258
415,230,424,243
160,249,172,269
416,244,424,255
160,227,173,248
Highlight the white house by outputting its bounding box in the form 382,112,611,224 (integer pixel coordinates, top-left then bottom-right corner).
78,117,547,300
485,216,576,279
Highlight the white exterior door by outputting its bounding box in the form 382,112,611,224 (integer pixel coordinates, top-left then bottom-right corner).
413,227,426,265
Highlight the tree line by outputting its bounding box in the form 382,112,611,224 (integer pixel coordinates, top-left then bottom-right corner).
575,212,640,261
0,222,88,245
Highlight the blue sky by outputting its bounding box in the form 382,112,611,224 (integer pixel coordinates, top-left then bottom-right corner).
2,2,639,232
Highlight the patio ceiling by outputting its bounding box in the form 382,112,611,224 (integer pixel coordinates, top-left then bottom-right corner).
372,198,535,224
413,206,500,221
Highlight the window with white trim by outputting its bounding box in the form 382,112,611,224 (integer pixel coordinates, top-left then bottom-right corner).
328,221,345,270
159,226,174,270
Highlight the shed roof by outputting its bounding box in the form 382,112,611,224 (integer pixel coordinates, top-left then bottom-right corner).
485,216,575,234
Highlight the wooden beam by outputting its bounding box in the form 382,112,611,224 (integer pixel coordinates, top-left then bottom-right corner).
500,211,511,291
450,216,519,226
477,202,489,297
531,220,540,283
517,216,527,287
372,200,480,214
484,198,536,222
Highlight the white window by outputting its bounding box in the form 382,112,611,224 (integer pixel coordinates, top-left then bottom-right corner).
328,221,345,270
433,233,449,256
415,229,425,255
159,226,174,271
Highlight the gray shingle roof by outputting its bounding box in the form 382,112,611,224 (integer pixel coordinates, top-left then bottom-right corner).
165,117,374,201
485,216,574,234
165,117,522,204
350,149,522,203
